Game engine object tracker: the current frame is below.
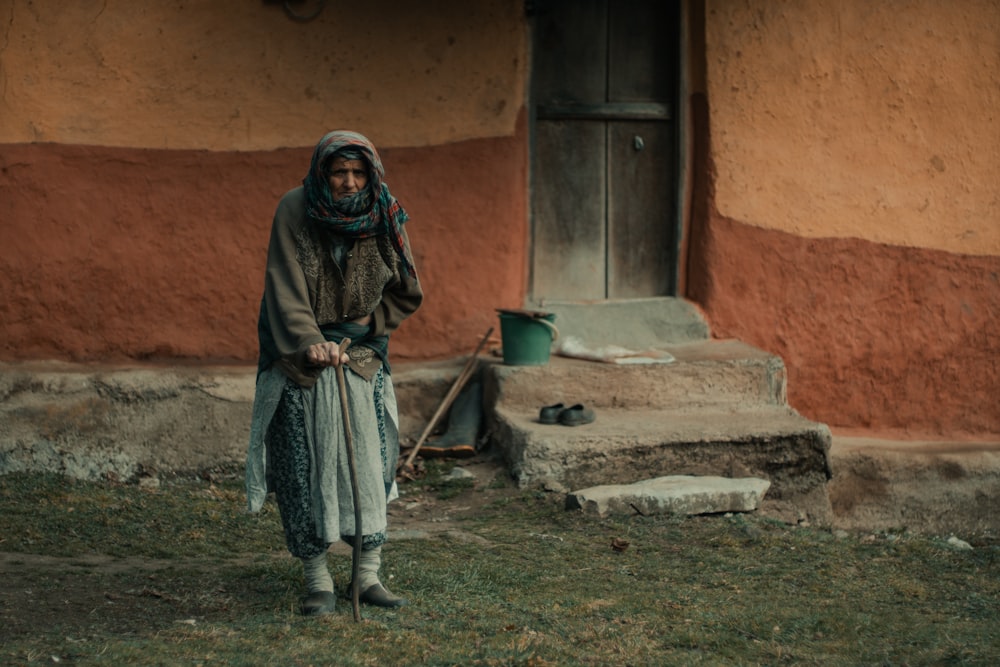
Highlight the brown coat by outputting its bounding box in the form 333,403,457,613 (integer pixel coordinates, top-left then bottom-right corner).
259,186,423,386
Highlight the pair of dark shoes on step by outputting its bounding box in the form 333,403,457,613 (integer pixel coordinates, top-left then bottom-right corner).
538,402,596,426
299,583,407,616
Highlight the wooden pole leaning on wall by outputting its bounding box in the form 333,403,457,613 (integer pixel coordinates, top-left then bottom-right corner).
399,326,494,477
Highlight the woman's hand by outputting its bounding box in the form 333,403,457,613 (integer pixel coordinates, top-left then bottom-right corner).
305,341,349,367
305,315,369,368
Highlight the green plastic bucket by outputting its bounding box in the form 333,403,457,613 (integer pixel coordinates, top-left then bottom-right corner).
497,309,559,366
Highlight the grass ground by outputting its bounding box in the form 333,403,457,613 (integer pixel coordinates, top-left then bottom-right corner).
0,461,997,666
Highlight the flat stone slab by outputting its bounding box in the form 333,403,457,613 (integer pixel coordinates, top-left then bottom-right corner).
566,475,771,517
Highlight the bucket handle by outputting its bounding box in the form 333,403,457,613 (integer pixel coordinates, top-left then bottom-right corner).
534,317,560,342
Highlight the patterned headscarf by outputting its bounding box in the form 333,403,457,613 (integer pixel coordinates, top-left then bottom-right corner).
303,130,414,276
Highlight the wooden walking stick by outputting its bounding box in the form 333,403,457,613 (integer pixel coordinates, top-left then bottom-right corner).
399,326,494,477
334,337,363,623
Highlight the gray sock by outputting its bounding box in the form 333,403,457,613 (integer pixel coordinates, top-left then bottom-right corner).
302,552,334,593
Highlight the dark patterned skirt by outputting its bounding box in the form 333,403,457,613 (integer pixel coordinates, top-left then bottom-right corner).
266,371,391,559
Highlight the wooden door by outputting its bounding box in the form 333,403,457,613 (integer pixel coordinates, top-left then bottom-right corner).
530,0,680,301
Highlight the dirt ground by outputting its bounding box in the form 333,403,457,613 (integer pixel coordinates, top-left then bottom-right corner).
4,447,997,648
0,456,517,644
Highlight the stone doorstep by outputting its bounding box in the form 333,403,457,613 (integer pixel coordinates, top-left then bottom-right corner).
533,296,711,350
487,403,834,525
487,339,789,414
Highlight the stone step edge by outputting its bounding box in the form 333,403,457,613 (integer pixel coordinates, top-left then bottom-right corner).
484,346,789,413
491,404,831,445
488,404,834,524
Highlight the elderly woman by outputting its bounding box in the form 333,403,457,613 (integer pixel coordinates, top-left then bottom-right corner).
246,130,422,616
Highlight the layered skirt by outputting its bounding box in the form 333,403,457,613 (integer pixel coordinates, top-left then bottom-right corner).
246,365,399,558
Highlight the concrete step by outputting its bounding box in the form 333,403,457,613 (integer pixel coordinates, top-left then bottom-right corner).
481,334,832,523
486,400,833,524
489,339,788,413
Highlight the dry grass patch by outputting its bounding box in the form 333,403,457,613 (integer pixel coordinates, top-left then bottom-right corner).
0,470,997,665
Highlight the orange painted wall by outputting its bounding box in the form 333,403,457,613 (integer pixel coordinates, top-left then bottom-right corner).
689,0,1000,438
0,126,527,362
4,0,998,441
0,0,528,363
0,1,526,150
688,209,1000,438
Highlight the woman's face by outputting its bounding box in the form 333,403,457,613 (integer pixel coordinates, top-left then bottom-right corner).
327,156,369,201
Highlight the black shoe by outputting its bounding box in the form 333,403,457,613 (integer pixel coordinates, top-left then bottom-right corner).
558,403,595,426
353,583,408,608
299,590,337,616
538,402,565,424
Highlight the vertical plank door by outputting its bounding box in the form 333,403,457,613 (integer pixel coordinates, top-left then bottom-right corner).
530,0,680,301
